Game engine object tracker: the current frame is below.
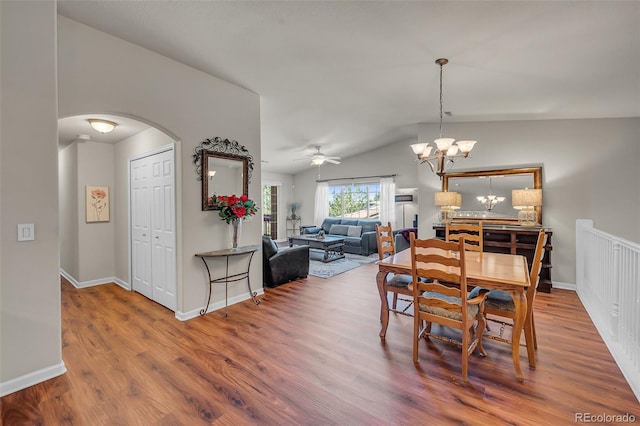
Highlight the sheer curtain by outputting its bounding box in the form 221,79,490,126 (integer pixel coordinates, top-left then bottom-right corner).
314,182,329,226
379,177,396,229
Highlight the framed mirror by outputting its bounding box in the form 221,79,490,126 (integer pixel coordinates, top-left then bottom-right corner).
442,167,542,224
193,137,254,211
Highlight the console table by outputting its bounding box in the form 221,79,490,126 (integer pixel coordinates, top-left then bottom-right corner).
433,224,553,292
195,245,261,317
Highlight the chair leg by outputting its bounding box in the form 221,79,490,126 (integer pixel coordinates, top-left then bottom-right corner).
461,326,469,381
413,315,420,363
392,292,399,310
532,312,538,350
476,314,487,357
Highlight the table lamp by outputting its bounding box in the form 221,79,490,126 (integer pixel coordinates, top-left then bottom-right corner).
435,191,460,223
512,188,542,226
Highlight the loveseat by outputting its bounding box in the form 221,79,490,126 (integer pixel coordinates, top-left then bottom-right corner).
302,218,381,256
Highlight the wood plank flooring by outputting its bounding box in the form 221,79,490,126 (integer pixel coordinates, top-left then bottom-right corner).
2,262,639,425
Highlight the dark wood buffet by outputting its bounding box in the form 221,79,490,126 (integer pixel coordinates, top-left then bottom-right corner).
433,224,553,292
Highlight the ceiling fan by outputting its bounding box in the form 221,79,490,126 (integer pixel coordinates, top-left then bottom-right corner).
310,146,341,165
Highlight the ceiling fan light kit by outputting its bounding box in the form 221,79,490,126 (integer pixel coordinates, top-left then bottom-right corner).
310,145,341,166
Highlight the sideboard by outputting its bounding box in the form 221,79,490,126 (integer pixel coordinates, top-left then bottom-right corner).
433,224,553,293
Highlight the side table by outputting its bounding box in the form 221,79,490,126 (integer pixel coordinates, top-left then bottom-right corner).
195,244,261,316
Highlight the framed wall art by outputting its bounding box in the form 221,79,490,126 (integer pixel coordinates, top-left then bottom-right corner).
86,185,110,223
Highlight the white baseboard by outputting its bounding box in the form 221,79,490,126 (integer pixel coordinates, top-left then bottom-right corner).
0,362,66,397
60,269,130,290
552,281,577,291
175,287,265,321
113,277,131,291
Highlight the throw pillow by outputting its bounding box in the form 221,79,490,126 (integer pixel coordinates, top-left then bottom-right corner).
347,225,362,237
328,224,350,235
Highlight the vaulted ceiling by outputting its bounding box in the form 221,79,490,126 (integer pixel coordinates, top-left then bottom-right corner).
57,1,640,174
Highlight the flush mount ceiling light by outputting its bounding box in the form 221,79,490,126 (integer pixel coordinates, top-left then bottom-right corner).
88,119,118,134
410,58,477,178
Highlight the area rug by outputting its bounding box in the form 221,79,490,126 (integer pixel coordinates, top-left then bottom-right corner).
308,250,378,278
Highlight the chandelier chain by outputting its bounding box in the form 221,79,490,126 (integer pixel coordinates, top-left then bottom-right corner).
439,61,444,139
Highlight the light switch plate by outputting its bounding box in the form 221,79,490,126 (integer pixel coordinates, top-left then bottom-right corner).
18,224,35,241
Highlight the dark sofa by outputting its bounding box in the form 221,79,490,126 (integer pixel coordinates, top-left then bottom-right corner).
301,217,381,256
262,235,309,287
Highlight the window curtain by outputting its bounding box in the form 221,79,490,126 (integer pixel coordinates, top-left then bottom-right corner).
379,177,396,229
314,182,329,225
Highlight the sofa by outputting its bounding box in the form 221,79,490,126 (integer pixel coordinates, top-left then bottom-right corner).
262,235,310,287
301,218,381,256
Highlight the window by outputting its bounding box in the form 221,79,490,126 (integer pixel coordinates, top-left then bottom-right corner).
262,185,278,238
328,183,380,219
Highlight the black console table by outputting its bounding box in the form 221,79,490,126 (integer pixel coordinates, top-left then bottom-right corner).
195,245,261,316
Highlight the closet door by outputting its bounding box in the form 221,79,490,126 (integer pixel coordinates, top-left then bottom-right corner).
130,147,176,310
149,150,176,311
131,157,152,299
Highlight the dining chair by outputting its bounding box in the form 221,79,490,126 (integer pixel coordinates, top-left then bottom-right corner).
469,228,547,350
410,235,489,381
375,222,413,315
445,221,483,252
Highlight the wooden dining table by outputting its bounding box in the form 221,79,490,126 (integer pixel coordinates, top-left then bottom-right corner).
377,249,533,381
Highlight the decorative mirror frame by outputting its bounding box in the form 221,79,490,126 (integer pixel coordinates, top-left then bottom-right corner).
193,137,254,211
442,166,543,224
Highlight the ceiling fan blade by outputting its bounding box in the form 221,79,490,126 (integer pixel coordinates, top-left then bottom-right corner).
325,158,341,164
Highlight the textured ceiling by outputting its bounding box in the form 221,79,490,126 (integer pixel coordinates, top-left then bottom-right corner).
57,1,640,174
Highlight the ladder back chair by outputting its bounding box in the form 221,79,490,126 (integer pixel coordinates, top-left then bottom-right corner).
469,228,547,366
445,221,483,252
375,222,413,315
410,235,489,381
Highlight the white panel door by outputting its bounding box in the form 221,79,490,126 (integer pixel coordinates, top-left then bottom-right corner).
130,147,176,311
149,150,176,311
130,158,152,299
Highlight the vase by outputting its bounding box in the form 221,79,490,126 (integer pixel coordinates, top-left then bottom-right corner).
229,218,242,249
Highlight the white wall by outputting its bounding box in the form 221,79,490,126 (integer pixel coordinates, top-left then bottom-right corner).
58,16,261,315
59,144,79,279
77,142,115,282
294,117,640,285
1,1,64,393
114,128,176,283
262,171,295,240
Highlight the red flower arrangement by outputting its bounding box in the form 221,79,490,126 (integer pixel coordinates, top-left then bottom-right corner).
208,194,258,223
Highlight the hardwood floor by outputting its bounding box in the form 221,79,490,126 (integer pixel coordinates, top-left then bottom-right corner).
2,262,639,425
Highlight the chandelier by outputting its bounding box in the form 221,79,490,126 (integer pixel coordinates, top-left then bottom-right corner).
476,178,505,211
410,58,477,178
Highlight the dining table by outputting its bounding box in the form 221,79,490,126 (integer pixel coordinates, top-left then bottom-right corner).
377,249,533,381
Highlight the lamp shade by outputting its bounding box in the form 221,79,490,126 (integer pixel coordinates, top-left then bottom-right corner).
434,191,459,207
512,188,542,208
